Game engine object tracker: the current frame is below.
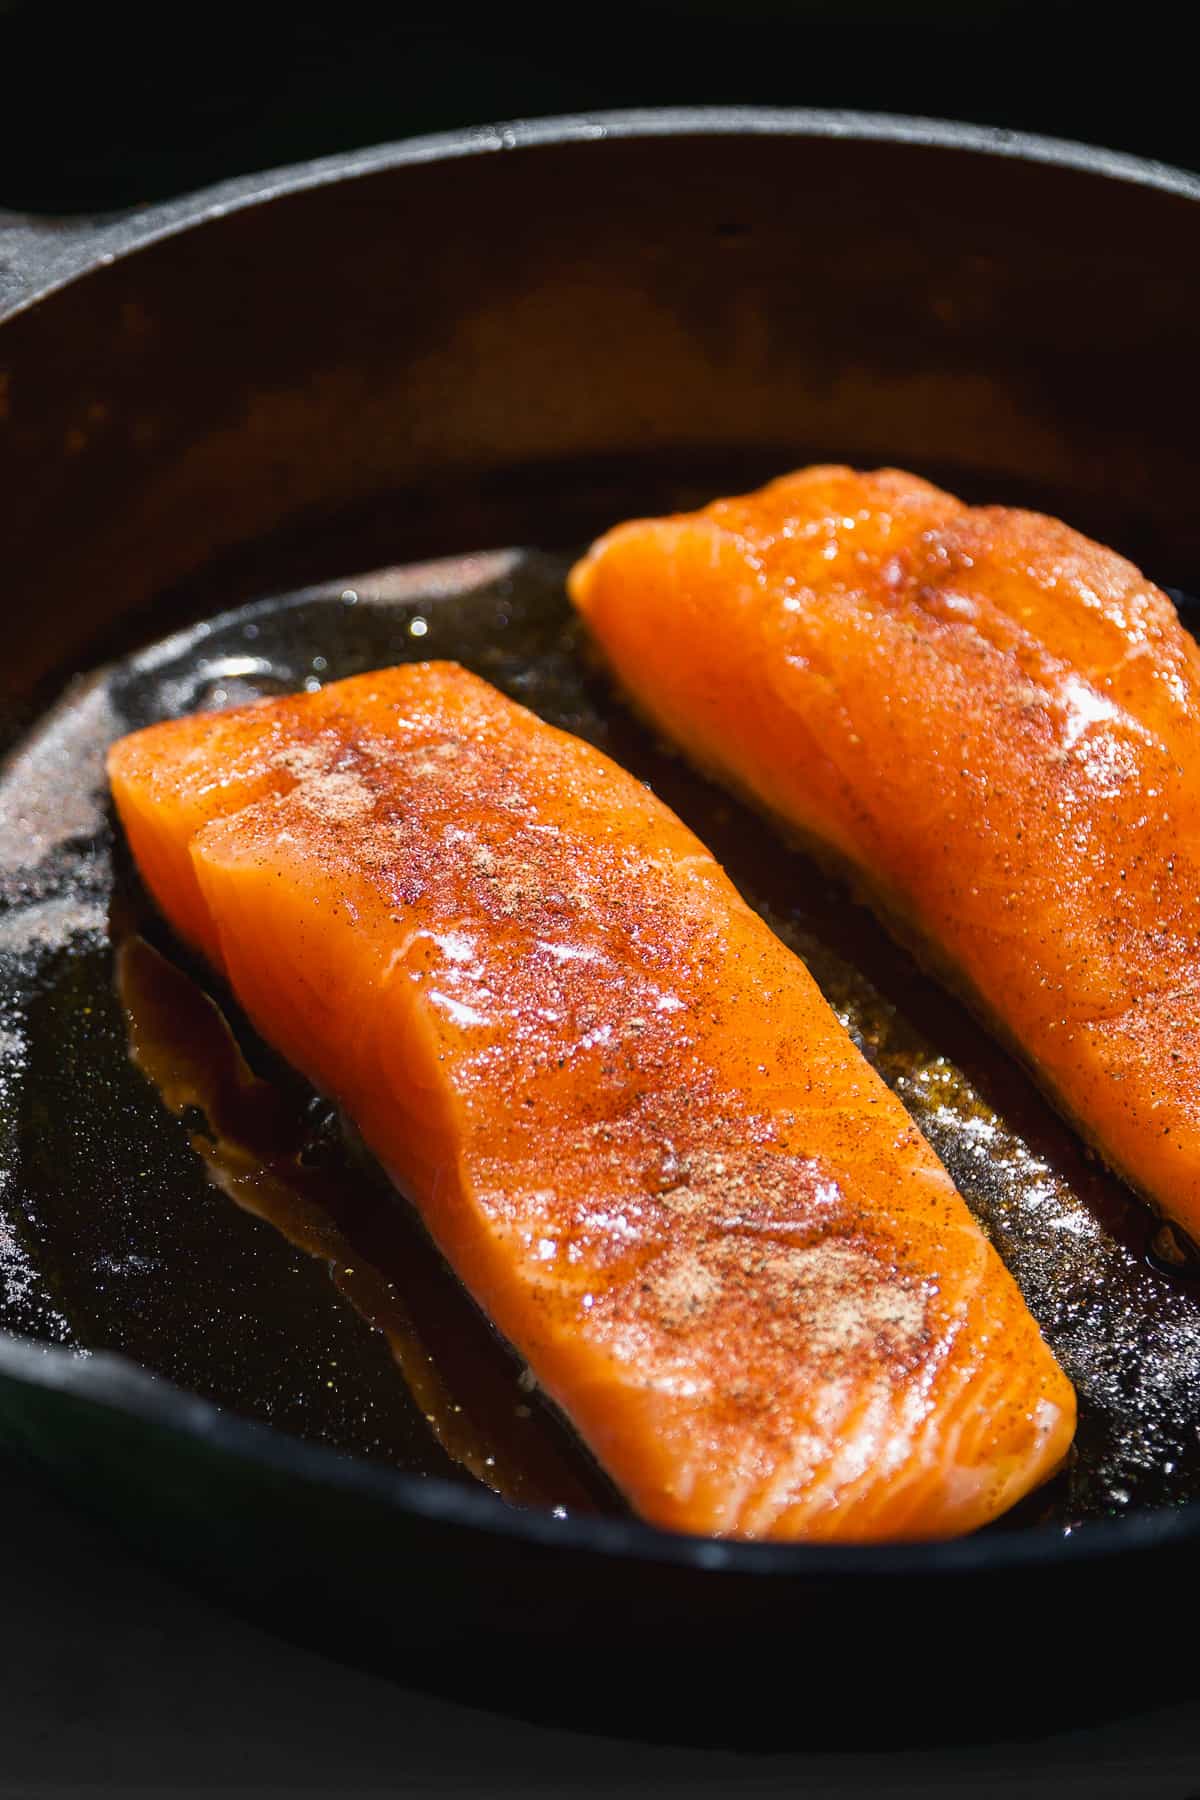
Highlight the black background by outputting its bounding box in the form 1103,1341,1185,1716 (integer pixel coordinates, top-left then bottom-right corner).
0,1,1196,213
3,5,1200,1794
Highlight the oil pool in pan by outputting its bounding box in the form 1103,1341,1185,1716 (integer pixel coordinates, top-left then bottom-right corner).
3,546,1200,1533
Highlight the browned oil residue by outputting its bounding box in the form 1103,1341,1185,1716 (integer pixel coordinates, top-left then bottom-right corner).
115,933,606,1513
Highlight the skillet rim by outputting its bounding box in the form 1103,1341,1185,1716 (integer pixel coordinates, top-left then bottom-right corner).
0,1329,1192,1575
4,104,1200,1576
3,104,1200,324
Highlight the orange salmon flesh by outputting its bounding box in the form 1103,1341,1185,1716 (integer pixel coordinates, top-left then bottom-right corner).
570,467,1200,1245
107,661,1074,1540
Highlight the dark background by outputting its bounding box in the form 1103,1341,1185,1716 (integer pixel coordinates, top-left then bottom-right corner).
0,1,1195,214
4,5,1200,1795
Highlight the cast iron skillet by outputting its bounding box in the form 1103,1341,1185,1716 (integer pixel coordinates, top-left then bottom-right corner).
3,110,1200,1744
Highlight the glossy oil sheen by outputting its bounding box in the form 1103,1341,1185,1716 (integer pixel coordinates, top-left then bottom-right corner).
2,547,1200,1530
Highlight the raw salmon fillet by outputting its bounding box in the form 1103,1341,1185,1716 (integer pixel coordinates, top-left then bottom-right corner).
570,465,1200,1240
107,662,1073,1541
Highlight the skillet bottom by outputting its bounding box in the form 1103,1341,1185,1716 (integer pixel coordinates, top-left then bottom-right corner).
4,544,1200,1536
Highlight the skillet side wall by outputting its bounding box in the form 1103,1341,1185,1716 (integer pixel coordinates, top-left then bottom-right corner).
3,130,1200,711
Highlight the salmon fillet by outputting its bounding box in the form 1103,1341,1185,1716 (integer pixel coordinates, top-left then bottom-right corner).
569,465,1200,1242
107,661,1073,1540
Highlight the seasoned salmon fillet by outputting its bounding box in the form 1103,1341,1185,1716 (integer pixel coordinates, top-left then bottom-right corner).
107,662,1073,1540
570,465,1200,1241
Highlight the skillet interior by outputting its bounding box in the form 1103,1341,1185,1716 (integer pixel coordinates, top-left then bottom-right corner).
6,542,1200,1534
4,115,1200,1728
